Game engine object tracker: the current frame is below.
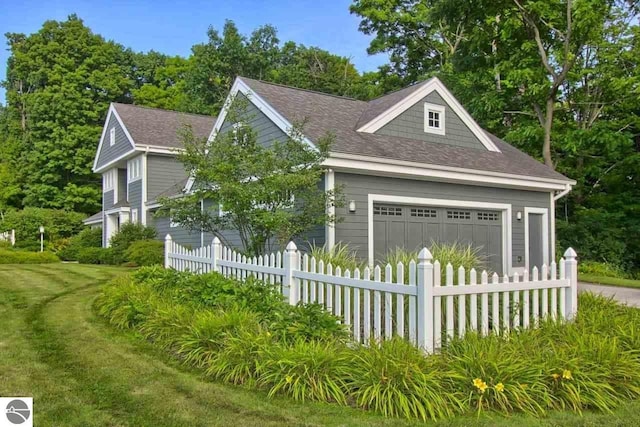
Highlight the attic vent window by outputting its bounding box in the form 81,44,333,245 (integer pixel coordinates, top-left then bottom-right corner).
424,103,445,135
109,127,116,146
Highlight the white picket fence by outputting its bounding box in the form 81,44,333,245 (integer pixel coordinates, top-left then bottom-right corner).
164,234,578,352
0,229,15,246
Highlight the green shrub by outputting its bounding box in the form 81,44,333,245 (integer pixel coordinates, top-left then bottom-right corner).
77,247,116,264
579,260,627,279
0,248,59,264
125,240,164,266
94,275,155,329
57,228,103,261
0,207,85,244
109,222,156,264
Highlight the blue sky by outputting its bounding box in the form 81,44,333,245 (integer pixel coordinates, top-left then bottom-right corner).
0,0,387,103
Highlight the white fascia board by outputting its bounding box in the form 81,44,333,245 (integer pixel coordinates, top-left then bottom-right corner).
357,77,501,152
93,148,137,174
186,77,317,193
324,152,575,191
92,104,136,172
83,217,103,225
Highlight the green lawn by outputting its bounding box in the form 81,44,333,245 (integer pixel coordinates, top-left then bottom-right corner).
580,273,640,289
1,263,640,426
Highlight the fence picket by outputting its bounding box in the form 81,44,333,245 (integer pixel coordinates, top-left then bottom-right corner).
502,273,510,332
353,268,361,343
480,271,489,335
310,257,317,303
469,268,478,332
373,266,382,342
408,261,417,345
550,261,558,319
302,254,309,304
318,260,325,305
335,266,342,318
492,273,500,335
326,264,334,313
445,264,454,341
541,265,549,318
396,262,405,339
559,258,567,318
384,264,393,340
363,267,371,345
433,261,441,348
512,272,520,328
457,266,466,337
523,269,531,328
344,269,351,326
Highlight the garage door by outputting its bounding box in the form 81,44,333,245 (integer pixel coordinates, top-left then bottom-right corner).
373,204,503,273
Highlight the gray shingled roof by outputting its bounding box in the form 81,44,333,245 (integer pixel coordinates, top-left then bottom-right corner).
113,103,215,149
83,212,102,224
240,77,571,182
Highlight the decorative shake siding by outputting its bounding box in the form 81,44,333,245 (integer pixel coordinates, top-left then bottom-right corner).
94,113,135,170
376,91,485,150
334,172,552,268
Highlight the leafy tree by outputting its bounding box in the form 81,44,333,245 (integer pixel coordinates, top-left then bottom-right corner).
2,15,133,213
162,97,342,255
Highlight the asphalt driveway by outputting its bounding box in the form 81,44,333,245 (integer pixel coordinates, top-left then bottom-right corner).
579,282,640,308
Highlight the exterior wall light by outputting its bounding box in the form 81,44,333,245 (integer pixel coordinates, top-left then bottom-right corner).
348,200,356,213
516,211,522,221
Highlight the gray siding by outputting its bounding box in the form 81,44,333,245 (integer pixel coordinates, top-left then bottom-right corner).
334,173,552,269
147,155,187,200
376,91,485,150
148,211,201,248
102,191,113,246
95,113,135,169
219,93,288,149
128,180,142,221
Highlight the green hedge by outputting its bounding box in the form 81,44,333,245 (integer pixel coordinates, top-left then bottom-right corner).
124,240,164,266
58,228,103,261
95,268,640,421
0,249,59,264
0,208,85,246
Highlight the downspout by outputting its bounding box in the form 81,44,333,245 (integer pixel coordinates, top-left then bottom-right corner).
141,147,149,225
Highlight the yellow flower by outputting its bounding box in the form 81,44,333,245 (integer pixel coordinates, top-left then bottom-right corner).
562,370,572,380
285,375,293,383
551,373,560,380
495,383,505,392
473,378,488,393
473,378,483,387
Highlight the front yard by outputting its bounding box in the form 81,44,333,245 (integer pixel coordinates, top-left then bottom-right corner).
1,263,640,426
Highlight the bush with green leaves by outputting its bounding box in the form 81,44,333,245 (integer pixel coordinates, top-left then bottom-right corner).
57,227,103,261
95,267,640,422
0,207,85,247
76,247,116,265
578,260,627,279
0,248,59,264
109,222,157,264
125,240,164,266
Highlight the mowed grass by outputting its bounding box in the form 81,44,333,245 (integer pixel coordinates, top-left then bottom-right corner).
0,263,639,426
580,273,640,289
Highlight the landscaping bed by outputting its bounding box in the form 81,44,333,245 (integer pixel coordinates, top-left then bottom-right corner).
96,267,640,422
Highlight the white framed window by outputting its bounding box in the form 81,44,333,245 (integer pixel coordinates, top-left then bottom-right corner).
131,208,139,224
102,169,116,192
424,103,445,135
127,157,142,182
109,127,116,146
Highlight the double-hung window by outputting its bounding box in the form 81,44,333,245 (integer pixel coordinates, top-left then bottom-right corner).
127,157,141,182
103,169,116,192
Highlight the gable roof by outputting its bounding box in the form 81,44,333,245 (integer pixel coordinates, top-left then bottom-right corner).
236,77,572,185
112,103,215,149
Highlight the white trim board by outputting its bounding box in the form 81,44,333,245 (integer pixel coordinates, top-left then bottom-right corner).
92,104,136,172
357,77,501,152
325,169,336,250
367,194,512,275
185,77,317,193
325,153,574,192
524,207,550,272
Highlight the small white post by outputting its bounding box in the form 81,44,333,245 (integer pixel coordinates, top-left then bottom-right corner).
283,241,300,305
164,234,172,268
417,247,434,353
212,237,222,273
564,248,578,319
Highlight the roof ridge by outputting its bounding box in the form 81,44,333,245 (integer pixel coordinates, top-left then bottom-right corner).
366,78,432,103
239,76,366,103
112,102,215,120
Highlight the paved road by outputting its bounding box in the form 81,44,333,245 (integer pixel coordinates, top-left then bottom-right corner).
579,282,640,308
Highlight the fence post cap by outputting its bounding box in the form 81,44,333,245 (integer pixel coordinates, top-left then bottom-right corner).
563,247,577,259
212,236,221,245
286,241,298,252
418,247,433,262
165,234,172,241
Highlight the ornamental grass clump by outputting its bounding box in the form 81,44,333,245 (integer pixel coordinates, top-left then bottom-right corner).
308,242,366,272
347,338,461,421
257,338,353,404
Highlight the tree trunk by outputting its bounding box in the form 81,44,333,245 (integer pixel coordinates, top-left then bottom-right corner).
542,96,555,169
